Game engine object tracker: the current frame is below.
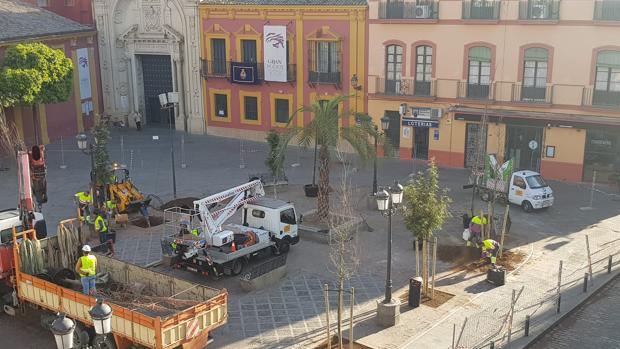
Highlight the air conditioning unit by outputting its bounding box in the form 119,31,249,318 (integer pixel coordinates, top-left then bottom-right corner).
415,5,430,18
530,4,548,19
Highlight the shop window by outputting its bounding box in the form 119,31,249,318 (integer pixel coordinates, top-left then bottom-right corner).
244,96,258,121
275,98,290,124
214,94,228,118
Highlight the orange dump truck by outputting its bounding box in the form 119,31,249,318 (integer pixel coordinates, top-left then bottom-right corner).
2,219,228,349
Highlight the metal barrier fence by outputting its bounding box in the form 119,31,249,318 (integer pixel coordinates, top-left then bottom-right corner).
241,254,287,281
447,225,620,349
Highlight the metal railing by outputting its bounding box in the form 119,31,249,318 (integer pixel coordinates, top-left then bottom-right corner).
201,59,230,79
241,254,287,281
518,0,560,20
374,77,436,97
458,81,492,100
512,84,552,103
594,0,620,20
583,87,620,109
378,0,438,19
462,0,501,20
309,71,341,85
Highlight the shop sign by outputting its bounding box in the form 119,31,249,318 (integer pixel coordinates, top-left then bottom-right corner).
402,119,439,128
409,107,432,119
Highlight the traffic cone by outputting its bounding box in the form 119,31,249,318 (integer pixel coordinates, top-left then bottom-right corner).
231,242,237,252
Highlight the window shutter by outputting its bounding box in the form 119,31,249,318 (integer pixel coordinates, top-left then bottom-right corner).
524,47,548,62
597,51,620,68
309,41,316,71
468,46,491,61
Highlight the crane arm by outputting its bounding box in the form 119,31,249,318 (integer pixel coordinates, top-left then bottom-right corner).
193,180,265,235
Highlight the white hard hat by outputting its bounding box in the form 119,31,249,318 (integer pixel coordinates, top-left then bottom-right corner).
82,245,92,252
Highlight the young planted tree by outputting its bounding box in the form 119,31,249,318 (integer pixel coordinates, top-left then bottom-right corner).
265,129,285,198
403,159,451,295
283,95,379,220
0,43,73,144
92,119,112,203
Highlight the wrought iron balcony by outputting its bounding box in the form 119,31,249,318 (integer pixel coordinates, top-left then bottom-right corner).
462,0,501,20
201,59,230,79
583,87,620,109
308,71,341,85
378,0,438,19
458,81,492,100
512,84,552,103
594,0,620,20
519,0,560,20
375,77,436,97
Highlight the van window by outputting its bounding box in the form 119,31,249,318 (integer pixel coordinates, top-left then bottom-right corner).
526,175,547,189
280,208,296,225
513,176,526,189
252,209,265,219
1,225,22,244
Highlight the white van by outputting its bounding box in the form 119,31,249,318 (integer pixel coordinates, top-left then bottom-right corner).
0,209,47,244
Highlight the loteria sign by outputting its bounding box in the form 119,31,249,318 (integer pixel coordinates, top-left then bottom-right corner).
263,26,287,82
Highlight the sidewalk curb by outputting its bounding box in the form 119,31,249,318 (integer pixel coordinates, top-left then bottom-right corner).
518,270,620,349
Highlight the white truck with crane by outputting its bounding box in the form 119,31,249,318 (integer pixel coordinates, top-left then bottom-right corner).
161,180,300,278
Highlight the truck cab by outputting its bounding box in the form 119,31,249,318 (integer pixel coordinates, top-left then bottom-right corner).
508,171,554,212
243,198,300,251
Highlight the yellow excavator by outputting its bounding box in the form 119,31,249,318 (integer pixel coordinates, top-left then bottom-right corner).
107,165,151,213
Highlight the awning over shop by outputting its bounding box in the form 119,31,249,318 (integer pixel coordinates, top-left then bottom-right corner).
452,106,620,127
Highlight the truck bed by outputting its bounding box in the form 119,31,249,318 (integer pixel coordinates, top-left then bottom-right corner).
15,220,228,349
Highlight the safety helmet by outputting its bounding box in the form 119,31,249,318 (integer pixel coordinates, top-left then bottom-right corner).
82,245,92,252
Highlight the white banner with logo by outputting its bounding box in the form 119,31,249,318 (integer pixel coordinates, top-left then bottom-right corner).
76,48,92,100
263,26,287,82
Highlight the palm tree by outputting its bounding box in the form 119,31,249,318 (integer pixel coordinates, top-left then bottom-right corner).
282,95,381,220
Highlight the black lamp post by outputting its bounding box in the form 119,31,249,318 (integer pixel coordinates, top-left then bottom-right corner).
376,181,403,303
76,133,97,215
371,115,391,195
89,298,113,335
50,313,75,349
159,92,179,199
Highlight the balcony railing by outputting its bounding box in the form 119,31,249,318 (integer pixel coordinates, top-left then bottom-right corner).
375,77,436,97
378,0,438,19
512,84,552,103
519,0,560,20
583,88,620,108
459,81,492,100
309,71,341,85
594,0,620,20
462,0,501,20
201,59,230,79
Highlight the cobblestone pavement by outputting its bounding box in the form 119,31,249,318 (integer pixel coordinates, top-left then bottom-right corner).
528,274,620,349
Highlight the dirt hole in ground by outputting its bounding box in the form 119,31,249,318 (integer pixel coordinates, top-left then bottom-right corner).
313,335,372,349
161,197,199,210
437,245,526,273
399,289,455,309
131,216,164,228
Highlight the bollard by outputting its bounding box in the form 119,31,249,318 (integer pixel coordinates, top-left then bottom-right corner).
583,273,588,293
608,255,613,274
489,341,494,349
556,294,561,314
524,315,530,337
59,136,67,169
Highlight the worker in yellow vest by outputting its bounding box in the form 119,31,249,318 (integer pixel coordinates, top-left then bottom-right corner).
75,189,92,222
75,245,97,295
481,239,500,266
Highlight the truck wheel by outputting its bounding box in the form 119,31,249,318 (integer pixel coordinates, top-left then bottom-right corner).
231,259,244,276
522,201,533,213
279,241,290,254
73,325,91,348
93,334,118,349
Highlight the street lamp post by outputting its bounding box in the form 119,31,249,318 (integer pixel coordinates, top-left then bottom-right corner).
50,313,75,349
376,181,403,304
371,115,391,195
90,298,113,346
76,133,97,216
159,92,179,199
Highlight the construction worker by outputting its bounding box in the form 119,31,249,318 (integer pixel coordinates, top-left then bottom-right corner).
75,245,97,295
75,189,93,222
481,239,500,266
94,209,109,244
468,214,488,246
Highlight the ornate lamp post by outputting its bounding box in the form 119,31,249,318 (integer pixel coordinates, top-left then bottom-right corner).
375,181,404,327
50,313,75,349
76,133,97,214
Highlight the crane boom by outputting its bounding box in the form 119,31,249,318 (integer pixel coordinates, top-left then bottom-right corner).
193,180,265,236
